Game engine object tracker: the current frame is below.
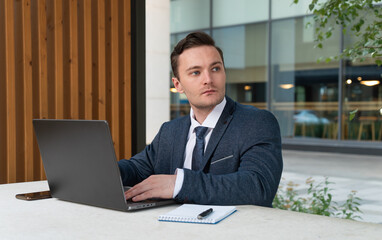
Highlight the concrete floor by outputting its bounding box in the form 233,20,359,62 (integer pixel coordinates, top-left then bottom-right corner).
283,150,382,181
281,150,382,224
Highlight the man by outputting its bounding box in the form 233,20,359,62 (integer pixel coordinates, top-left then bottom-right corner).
118,32,283,207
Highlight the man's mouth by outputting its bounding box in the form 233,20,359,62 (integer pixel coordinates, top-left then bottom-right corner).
203,89,216,94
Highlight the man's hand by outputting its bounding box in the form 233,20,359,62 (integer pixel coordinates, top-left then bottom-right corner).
124,175,176,202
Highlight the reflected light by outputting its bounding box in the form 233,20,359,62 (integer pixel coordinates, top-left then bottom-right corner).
170,88,178,93
360,80,380,86
380,108,382,116
244,85,252,91
346,79,352,85
357,76,362,81
279,84,294,89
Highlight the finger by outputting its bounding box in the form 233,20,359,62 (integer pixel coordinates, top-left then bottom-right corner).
124,175,176,201
125,186,144,200
125,180,154,200
132,190,155,202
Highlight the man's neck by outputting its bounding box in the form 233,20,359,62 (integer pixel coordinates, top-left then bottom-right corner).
192,106,215,124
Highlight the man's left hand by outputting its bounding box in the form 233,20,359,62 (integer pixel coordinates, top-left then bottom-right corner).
124,175,176,202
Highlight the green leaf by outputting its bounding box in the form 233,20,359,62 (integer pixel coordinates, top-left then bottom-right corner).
309,3,315,11
349,109,358,121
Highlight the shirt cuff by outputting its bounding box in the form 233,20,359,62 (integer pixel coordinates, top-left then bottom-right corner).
173,168,184,198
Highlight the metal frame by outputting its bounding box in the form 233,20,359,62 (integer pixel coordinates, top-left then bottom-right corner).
131,0,146,154
337,26,345,141
267,0,272,111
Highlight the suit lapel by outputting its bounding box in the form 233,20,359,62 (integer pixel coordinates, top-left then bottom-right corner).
201,97,235,170
171,116,190,171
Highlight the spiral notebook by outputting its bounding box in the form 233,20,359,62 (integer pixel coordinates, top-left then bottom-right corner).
158,204,236,224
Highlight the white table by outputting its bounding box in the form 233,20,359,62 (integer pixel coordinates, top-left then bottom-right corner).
1,181,381,240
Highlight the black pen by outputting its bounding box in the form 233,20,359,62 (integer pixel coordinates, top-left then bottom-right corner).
197,208,213,219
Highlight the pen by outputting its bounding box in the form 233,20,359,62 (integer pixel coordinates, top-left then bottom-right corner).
197,208,213,219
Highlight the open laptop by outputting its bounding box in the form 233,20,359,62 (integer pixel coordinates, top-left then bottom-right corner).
33,119,175,211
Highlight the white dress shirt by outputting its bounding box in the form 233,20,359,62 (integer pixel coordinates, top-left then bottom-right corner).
172,98,226,197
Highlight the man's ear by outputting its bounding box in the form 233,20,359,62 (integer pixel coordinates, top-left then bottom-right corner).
172,77,184,93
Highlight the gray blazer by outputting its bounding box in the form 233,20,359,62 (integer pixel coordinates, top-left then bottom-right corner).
118,97,283,207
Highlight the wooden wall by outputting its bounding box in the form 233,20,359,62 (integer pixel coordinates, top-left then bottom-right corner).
0,0,132,184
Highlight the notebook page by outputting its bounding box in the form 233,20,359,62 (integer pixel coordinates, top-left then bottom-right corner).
158,204,236,224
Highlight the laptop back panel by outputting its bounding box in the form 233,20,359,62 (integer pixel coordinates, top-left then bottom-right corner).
33,119,128,211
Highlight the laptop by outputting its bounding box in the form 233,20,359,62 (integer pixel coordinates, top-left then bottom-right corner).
33,119,175,211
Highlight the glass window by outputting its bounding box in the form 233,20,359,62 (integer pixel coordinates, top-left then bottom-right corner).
343,62,382,141
271,17,341,139
213,0,269,28
271,0,316,20
213,23,268,108
342,10,382,142
170,0,210,33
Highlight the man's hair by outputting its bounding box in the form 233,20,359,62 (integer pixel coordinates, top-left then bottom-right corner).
171,32,224,79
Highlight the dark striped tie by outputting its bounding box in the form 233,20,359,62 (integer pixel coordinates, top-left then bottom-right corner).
192,126,208,171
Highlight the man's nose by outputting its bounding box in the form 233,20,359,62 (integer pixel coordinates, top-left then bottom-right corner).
203,71,213,84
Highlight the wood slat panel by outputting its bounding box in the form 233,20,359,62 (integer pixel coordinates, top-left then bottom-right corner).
31,0,42,179
38,0,48,179
37,0,48,120
5,0,17,183
98,0,106,120
62,0,70,119
0,0,132,184
124,0,132,158
111,0,119,156
46,0,55,119
22,0,34,181
83,0,92,119
14,0,25,182
0,0,7,183
69,0,79,119
55,0,64,119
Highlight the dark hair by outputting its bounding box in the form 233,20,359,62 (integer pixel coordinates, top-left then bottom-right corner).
170,32,224,79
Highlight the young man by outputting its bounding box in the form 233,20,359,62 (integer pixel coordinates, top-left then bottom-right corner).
118,32,283,207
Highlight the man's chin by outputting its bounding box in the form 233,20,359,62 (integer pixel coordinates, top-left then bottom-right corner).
195,96,224,109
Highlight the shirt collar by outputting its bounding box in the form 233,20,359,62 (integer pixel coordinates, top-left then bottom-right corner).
189,97,226,130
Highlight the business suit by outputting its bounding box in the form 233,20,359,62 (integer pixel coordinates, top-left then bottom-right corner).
118,97,283,207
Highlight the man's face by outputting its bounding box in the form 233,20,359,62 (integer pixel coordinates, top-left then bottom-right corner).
172,45,226,112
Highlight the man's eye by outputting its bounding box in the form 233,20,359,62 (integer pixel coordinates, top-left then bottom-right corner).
212,67,220,72
191,71,200,76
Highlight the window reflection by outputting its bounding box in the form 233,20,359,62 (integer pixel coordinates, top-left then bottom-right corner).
169,1,382,143
170,0,210,33
214,23,268,109
271,17,340,139
343,62,382,141
340,7,382,141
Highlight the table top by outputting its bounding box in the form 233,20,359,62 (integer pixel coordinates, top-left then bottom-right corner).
1,181,381,240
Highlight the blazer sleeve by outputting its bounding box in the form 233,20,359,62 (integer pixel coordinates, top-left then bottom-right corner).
175,110,283,207
117,125,164,187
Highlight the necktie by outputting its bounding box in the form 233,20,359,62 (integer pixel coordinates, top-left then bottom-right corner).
192,126,208,171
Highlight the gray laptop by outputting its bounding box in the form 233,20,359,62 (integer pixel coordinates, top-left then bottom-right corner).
33,119,175,211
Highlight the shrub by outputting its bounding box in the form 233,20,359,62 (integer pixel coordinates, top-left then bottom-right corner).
273,177,362,220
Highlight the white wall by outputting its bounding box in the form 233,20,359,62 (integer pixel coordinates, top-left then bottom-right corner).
146,0,171,144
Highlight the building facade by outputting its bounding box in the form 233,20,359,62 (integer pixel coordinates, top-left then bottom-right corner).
169,0,382,154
